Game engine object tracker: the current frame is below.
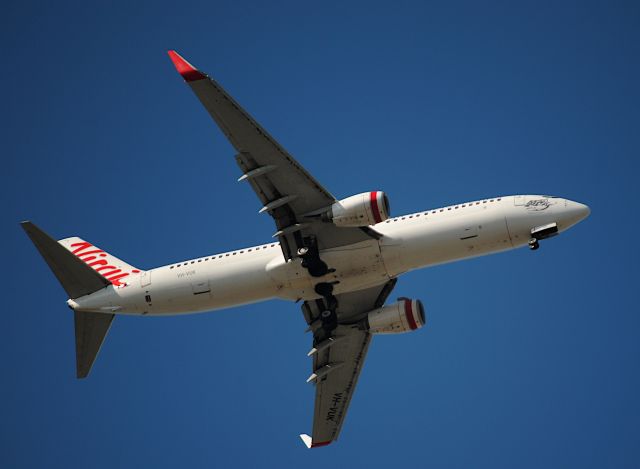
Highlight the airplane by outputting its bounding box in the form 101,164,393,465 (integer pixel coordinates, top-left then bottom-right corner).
21,50,590,448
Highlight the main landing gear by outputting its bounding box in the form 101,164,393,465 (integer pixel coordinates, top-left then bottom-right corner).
297,236,335,278
298,236,339,334
528,238,540,250
315,282,338,333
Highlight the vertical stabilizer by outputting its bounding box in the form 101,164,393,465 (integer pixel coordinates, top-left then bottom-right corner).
58,237,141,287
21,221,120,378
21,222,110,299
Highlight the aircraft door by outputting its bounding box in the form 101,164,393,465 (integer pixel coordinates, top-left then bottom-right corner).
192,280,211,296
140,270,151,287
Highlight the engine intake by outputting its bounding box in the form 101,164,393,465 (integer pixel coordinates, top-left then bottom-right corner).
362,299,426,334
326,191,390,227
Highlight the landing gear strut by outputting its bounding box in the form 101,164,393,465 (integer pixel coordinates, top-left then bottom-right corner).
528,222,558,251
315,282,338,333
297,237,339,334
297,237,334,277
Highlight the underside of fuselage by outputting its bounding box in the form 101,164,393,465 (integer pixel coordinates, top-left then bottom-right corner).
52,194,589,319
22,194,589,383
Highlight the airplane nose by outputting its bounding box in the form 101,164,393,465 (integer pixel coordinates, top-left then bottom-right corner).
563,199,591,228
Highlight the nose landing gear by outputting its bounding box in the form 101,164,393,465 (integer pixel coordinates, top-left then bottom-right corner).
528,222,558,251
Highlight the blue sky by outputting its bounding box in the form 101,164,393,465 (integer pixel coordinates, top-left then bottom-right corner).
2,1,639,467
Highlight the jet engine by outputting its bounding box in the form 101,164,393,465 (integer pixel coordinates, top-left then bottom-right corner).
325,191,390,227
362,298,426,334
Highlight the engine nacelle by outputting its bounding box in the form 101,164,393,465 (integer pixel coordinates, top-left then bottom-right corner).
362,299,426,334
326,191,390,227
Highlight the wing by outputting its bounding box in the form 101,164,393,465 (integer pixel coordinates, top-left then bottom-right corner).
168,51,374,259
299,279,397,447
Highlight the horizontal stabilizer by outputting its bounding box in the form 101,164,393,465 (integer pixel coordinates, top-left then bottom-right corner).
21,221,110,299
75,311,114,378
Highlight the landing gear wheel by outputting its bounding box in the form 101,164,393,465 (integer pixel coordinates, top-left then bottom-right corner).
297,242,331,277
528,239,540,250
314,282,334,297
320,309,337,333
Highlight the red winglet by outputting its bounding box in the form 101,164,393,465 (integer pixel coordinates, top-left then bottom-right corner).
311,441,332,448
167,50,206,82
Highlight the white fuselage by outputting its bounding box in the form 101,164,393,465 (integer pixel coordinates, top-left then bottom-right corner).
70,195,589,316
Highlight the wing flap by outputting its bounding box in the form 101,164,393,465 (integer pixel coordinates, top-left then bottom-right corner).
310,325,372,445
168,51,334,214
300,280,398,447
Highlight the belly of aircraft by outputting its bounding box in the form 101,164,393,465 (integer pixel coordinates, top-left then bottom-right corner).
269,239,391,301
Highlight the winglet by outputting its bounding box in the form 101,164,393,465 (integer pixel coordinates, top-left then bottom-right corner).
299,434,332,449
167,50,206,82
299,434,312,449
